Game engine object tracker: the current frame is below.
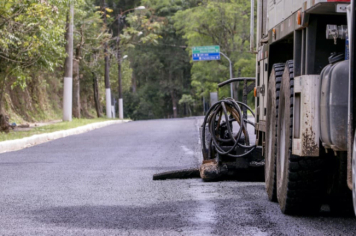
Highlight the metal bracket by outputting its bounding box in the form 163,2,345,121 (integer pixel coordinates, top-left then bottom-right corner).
326,24,348,45
256,84,265,96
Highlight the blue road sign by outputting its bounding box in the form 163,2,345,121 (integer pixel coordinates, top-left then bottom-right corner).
192,53,220,61
192,46,220,61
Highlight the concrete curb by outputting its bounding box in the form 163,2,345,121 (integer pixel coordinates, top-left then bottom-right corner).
0,120,130,154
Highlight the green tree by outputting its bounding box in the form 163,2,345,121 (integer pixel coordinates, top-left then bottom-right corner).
94,0,163,118
173,0,255,100
179,94,194,116
70,1,111,118
0,0,67,114
122,0,193,119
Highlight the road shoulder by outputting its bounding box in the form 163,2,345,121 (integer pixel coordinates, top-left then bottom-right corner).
0,120,129,154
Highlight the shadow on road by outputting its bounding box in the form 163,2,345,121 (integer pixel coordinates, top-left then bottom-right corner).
31,201,199,230
222,168,264,182
30,195,356,234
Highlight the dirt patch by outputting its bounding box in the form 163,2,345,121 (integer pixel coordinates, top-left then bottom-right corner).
11,120,62,132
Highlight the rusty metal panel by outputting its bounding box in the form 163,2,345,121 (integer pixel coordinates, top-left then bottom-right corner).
292,75,320,156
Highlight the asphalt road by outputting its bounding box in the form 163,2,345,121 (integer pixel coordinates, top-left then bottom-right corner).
0,117,356,236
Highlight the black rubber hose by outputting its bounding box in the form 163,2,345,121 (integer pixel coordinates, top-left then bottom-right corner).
202,102,223,159
221,102,236,142
202,97,256,159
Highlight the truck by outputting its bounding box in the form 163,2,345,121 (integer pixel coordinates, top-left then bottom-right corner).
252,0,356,214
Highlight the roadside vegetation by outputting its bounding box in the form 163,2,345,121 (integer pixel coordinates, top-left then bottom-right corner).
0,118,113,141
0,0,255,126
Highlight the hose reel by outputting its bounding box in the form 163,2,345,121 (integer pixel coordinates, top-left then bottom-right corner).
201,78,257,163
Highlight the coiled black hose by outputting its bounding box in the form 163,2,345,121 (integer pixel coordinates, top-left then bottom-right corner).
202,98,256,159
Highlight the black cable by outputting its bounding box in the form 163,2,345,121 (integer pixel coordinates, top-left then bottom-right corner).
202,98,256,159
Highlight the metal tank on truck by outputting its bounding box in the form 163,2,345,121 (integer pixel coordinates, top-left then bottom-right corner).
251,0,356,214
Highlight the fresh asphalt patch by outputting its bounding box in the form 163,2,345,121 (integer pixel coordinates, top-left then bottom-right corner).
0,117,356,235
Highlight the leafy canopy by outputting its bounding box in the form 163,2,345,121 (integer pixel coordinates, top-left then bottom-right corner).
173,0,255,98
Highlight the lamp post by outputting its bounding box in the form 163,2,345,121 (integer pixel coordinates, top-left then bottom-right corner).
117,6,146,119
219,52,234,98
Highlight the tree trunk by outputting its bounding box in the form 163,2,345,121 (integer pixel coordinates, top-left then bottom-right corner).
131,70,137,93
117,17,122,102
92,72,101,117
0,114,10,133
0,67,9,115
0,77,5,114
81,97,94,118
171,90,177,118
72,46,81,118
72,59,80,118
130,57,137,93
168,72,177,118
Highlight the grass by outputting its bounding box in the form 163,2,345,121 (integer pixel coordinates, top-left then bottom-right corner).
0,118,115,142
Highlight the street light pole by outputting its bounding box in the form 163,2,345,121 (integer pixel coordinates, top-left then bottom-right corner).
102,0,112,118
219,52,234,98
117,6,145,119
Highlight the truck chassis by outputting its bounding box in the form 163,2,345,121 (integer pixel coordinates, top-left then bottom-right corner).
254,0,355,214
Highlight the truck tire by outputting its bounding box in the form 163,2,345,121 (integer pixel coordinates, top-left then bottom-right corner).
328,151,353,215
352,132,356,216
276,60,325,214
265,63,284,202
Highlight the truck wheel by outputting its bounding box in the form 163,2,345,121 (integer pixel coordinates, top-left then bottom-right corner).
265,63,284,202
276,60,325,214
352,132,356,215
328,152,353,215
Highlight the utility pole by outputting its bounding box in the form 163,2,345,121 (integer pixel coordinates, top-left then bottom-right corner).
63,1,74,121
102,0,112,118
117,14,123,119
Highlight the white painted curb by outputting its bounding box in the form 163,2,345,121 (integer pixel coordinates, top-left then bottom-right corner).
0,120,130,154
